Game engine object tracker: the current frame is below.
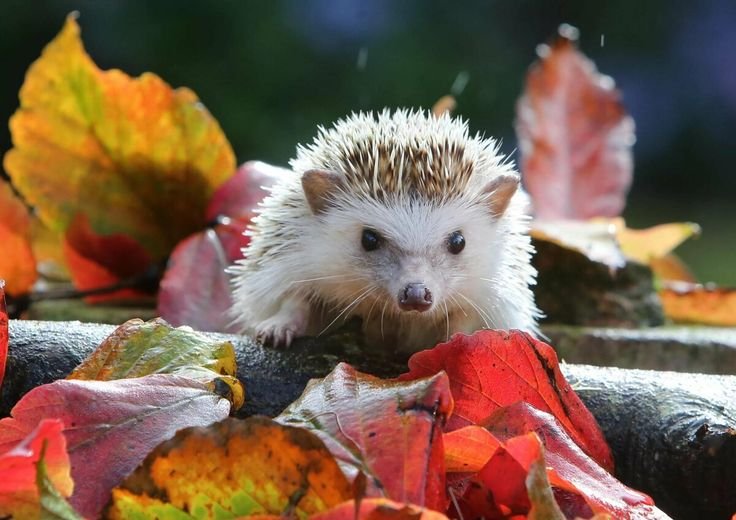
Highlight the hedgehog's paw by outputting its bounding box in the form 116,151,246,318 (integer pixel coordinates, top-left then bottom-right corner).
254,302,309,349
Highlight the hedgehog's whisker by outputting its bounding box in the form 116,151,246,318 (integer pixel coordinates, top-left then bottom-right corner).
442,299,450,342
448,294,469,318
319,285,376,337
380,300,389,341
289,274,357,285
457,293,491,330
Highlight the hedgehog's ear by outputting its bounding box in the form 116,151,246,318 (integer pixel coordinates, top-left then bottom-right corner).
481,174,520,217
302,169,344,214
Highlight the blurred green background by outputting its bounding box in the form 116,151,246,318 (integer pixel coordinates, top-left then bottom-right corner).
1,0,733,284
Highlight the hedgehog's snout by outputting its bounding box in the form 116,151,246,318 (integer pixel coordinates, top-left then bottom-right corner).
398,283,433,312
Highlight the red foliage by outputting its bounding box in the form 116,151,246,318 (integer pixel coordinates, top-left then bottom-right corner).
63,214,153,302
0,374,230,519
277,363,452,511
516,26,634,219
400,329,613,472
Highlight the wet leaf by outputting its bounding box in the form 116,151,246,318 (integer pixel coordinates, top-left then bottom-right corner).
400,329,613,472
660,282,736,326
3,14,235,263
483,403,668,519
62,214,154,302
0,374,230,519
68,318,244,409
278,363,452,510
312,498,450,520
108,417,352,519
516,25,634,219
158,161,284,332
0,181,36,296
0,419,74,519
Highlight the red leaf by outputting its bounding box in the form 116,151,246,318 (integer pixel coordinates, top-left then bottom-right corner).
205,161,286,222
63,213,153,302
484,403,667,519
0,282,6,391
516,25,635,219
158,161,284,332
443,425,500,473
157,221,249,332
0,418,72,501
0,374,230,519
399,329,613,472
277,363,452,511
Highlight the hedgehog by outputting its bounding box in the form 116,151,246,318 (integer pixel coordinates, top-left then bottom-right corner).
229,109,541,352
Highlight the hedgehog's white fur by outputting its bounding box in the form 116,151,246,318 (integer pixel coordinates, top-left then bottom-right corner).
229,109,541,351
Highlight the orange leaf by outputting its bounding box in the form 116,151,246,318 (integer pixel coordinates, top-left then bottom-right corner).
0,282,6,390
3,14,235,261
0,181,36,296
443,426,500,473
516,25,634,219
660,282,736,326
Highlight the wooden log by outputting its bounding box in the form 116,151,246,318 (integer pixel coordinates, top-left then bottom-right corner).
3,320,735,519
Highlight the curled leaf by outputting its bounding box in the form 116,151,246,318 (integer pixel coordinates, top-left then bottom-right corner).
516,25,635,219
108,417,352,519
617,222,701,267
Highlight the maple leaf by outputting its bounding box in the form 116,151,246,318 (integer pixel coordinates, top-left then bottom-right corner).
0,181,36,297
400,329,613,472
516,24,635,219
158,161,285,332
0,375,231,518
3,14,235,294
277,363,452,511
108,417,352,519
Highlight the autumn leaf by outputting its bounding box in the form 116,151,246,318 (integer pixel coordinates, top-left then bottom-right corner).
312,498,450,520
0,419,74,519
0,181,36,296
107,417,352,519
531,219,627,270
617,222,700,267
0,374,231,518
277,363,452,511
483,403,668,519
659,282,736,326
0,282,6,391
443,426,500,473
399,329,613,472
3,13,235,266
516,24,635,219
67,317,244,409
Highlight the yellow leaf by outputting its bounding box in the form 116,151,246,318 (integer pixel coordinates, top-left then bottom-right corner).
3,14,235,260
618,222,700,266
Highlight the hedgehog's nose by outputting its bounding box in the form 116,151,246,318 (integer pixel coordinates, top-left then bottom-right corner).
399,283,433,312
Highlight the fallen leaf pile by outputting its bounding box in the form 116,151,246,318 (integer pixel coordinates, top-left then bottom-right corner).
0,323,671,519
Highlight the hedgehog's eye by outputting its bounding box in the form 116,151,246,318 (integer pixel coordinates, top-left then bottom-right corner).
361,228,381,251
447,230,465,254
